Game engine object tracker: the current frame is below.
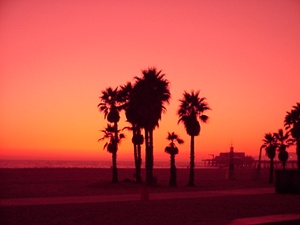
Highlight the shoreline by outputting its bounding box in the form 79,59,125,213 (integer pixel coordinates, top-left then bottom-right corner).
0,159,204,169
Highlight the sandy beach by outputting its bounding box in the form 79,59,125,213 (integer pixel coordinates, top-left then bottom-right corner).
1,167,300,225
0,167,272,198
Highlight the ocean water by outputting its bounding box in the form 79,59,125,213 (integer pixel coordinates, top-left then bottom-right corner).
0,160,197,169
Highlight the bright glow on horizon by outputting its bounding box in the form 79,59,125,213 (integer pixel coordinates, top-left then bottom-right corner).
0,0,299,162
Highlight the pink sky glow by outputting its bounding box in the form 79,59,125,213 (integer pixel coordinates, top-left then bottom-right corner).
0,0,299,163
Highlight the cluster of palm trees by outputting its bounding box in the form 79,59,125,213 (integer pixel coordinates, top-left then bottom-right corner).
98,67,210,186
260,103,300,183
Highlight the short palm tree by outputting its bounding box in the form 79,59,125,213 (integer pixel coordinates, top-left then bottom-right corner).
274,129,293,170
261,133,278,183
98,87,123,183
165,132,184,187
98,124,125,183
178,90,210,186
132,68,170,185
120,82,143,182
284,102,300,170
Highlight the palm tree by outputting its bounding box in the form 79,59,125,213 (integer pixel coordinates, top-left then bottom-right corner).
284,102,300,170
178,90,210,186
274,129,293,170
98,124,125,182
165,132,184,187
261,133,278,183
98,87,123,183
132,68,171,185
119,82,143,182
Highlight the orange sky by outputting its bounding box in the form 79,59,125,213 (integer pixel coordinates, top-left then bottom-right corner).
1,0,299,163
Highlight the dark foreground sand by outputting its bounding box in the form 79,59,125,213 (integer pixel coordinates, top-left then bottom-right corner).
1,168,300,225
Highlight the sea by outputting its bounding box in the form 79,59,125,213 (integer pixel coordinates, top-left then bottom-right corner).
0,160,202,169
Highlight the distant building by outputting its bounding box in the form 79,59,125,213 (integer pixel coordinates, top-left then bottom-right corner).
204,152,255,168
215,152,254,167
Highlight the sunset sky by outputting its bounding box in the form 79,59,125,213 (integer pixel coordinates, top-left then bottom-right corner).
1,0,299,164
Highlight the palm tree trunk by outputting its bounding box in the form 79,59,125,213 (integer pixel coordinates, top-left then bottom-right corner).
269,158,274,183
145,129,153,185
112,122,118,183
150,130,154,180
136,144,142,182
188,135,195,186
133,142,139,181
297,140,300,171
112,151,118,183
132,127,139,182
136,128,142,183
170,154,176,187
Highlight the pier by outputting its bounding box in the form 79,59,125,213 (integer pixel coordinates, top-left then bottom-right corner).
202,158,298,169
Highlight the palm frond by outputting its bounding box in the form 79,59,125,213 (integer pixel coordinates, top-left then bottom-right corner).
200,115,209,123
103,142,108,150
122,126,133,131
177,138,184,144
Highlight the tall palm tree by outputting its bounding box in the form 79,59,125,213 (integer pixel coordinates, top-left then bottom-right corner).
274,129,293,170
284,102,300,170
261,133,278,183
119,82,143,182
178,90,210,186
98,87,123,183
165,132,184,187
132,68,171,185
98,124,125,182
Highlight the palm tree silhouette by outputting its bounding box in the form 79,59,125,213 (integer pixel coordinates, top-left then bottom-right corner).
120,82,143,182
274,129,293,170
98,87,123,183
98,124,125,182
261,133,278,183
178,90,210,186
132,68,171,185
165,132,184,187
284,102,300,170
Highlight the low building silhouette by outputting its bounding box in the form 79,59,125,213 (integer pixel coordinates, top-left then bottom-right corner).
203,152,255,168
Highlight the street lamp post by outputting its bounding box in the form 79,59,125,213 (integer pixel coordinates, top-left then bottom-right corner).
256,146,263,179
228,144,235,180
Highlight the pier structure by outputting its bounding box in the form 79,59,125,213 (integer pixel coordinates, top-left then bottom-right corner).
203,157,298,169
